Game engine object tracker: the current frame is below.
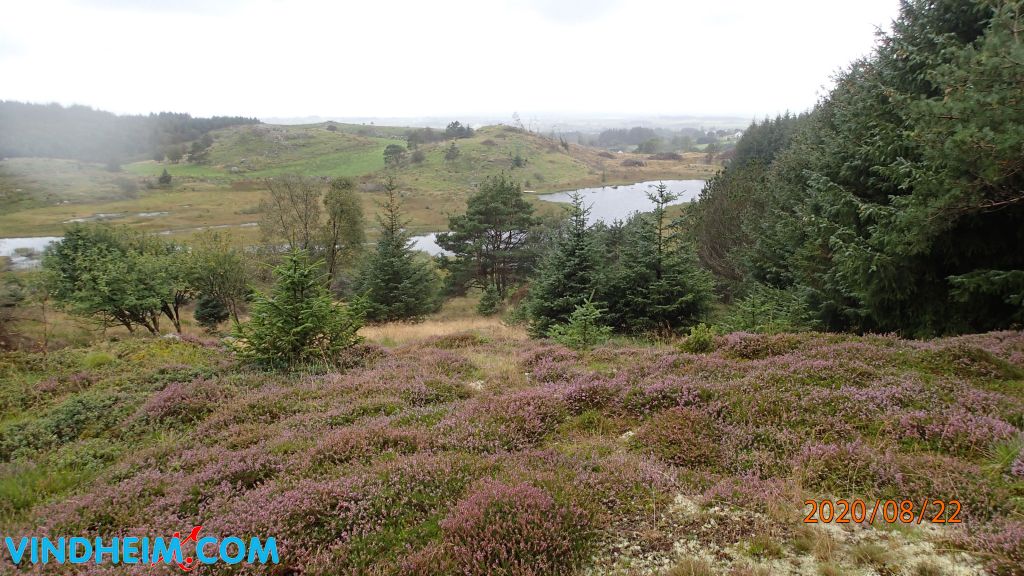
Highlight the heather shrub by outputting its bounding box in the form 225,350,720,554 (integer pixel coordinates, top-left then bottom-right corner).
422,332,489,349
336,342,389,370
136,377,229,427
313,420,431,465
438,388,566,452
620,376,702,415
894,409,1017,456
563,376,620,413
440,479,592,576
795,441,900,496
893,452,1015,520
720,332,803,359
952,519,1024,576
631,407,723,468
399,376,472,406
919,343,1024,380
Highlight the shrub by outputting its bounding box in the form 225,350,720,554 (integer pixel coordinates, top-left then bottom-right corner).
547,298,612,350
679,323,716,354
193,294,229,331
137,377,228,427
234,251,362,370
81,351,115,370
477,283,501,316
440,479,592,576
631,407,722,468
438,388,566,452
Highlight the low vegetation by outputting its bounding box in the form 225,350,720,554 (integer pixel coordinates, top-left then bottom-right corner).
0,327,1021,574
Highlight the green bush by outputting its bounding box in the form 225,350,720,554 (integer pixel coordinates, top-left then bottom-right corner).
679,323,716,354
194,294,230,331
547,298,612,350
81,351,115,370
476,284,501,316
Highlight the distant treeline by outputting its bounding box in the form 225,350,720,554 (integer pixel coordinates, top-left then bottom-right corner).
689,0,1024,336
583,126,738,153
0,101,259,164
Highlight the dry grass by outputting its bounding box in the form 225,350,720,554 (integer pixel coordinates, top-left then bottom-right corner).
359,317,527,346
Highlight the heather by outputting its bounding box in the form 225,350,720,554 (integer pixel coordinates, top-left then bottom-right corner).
0,329,1022,574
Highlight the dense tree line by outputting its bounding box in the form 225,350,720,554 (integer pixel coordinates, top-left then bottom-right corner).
690,0,1024,336
527,185,714,336
0,101,258,164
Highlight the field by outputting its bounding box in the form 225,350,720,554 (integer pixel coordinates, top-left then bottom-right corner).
0,123,717,239
0,320,1021,575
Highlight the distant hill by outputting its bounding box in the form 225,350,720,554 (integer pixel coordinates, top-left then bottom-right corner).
125,122,718,196
0,101,258,164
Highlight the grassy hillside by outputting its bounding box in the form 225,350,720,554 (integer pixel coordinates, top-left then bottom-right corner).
0,123,716,239
1,325,1021,574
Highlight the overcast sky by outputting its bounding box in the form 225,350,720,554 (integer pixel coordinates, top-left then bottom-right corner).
0,0,901,120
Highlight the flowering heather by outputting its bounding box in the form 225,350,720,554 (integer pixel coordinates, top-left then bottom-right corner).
136,377,232,426
2,329,1023,573
894,408,1018,455
1013,451,1024,478
440,479,592,576
437,387,567,452
719,332,804,359
631,407,723,468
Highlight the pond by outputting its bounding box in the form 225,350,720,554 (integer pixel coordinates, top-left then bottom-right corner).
408,179,706,256
409,233,451,257
536,179,705,223
0,236,61,269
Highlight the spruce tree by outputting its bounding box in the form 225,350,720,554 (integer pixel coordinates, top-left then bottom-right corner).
600,186,715,333
526,192,598,336
357,180,441,322
236,251,362,370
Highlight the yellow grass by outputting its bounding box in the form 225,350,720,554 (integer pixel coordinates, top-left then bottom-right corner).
359,317,526,346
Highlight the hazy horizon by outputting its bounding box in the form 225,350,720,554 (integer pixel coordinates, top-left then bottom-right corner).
1,0,900,120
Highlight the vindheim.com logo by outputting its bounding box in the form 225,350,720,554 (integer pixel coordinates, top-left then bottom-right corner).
3,526,278,571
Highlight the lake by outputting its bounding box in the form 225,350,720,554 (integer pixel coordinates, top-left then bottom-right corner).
536,179,705,223
408,179,706,255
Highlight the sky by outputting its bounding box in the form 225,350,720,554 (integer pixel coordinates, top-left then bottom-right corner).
0,0,901,121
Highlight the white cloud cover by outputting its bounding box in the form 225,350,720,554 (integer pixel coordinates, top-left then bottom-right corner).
0,0,900,119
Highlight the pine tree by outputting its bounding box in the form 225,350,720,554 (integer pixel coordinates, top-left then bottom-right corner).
437,174,539,295
526,192,598,336
356,180,441,322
